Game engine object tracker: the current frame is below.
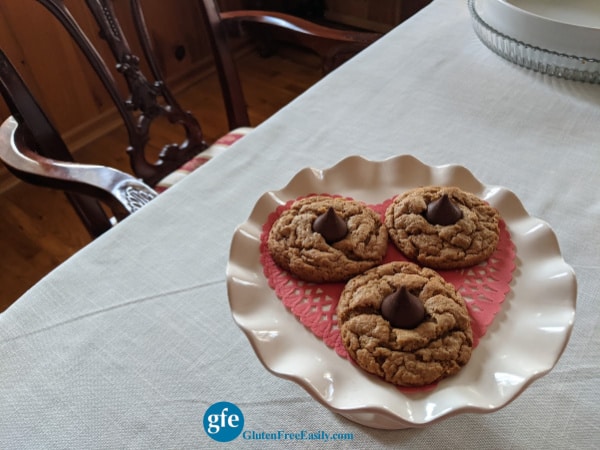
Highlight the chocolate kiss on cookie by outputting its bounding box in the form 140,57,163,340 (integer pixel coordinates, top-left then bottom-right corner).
426,194,463,226
381,286,425,329
313,207,348,244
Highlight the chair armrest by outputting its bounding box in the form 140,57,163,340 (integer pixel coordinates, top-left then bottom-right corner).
220,10,381,72
221,10,380,43
0,116,157,221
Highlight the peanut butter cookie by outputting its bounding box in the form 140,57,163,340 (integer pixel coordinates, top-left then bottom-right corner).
385,186,500,269
267,196,388,282
337,261,473,387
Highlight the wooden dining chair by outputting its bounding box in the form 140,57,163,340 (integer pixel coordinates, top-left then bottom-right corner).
0,0,380,238
0,48,158,237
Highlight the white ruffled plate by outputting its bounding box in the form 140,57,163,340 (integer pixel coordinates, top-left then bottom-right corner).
226,155,576,429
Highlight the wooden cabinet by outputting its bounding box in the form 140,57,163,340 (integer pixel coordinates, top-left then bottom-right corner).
242,0,431,27
324,0,432,32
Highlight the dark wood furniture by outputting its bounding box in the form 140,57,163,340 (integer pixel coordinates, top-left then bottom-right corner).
0,0,380,238
0,49,157,236
0,115,157,226
324,0,433,32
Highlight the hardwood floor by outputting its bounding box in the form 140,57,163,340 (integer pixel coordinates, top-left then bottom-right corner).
0,45,322,311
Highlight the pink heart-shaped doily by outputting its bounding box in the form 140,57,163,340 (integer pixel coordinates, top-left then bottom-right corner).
259,195,516,388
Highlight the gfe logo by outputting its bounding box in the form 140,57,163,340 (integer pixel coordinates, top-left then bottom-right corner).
203,402,244,442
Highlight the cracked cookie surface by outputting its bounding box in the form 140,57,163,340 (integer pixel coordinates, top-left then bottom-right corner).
267,196,388,282
385,186,500,269
337,261,473,387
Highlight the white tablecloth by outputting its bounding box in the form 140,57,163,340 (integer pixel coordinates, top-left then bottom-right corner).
1,0,599,448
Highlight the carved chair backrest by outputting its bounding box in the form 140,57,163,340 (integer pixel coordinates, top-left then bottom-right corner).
34,0,250,187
